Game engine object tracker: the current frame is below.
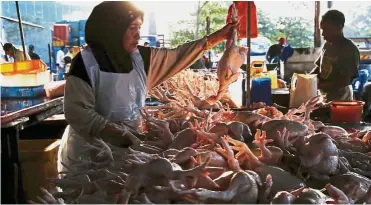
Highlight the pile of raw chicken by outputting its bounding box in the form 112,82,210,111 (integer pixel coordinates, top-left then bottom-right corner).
148,69,244,111
33,89,371,204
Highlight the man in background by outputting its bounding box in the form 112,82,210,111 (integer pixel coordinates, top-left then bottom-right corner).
144,42,149,47
65,46,76,59
3,43,31,62
310,10,360,101
56,46,66,80
28,44,40,60
266,37,286,63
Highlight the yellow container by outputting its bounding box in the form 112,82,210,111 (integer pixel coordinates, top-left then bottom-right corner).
0,60,47,74
0,63,15,73
252,70,278,89
53,40,64,47
250,60,265,75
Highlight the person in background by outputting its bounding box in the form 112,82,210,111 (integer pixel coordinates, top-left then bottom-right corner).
144,42,149,47
63,55,73,76
190,57,206,70
280,43,294,63
310,10,360,101
28,44,40,60
3,43,31,62
66,46,75,58
362,82,371,121
56,46,66,80
266,37,286,63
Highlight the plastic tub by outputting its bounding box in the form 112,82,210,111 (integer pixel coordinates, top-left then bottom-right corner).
330,100,365,123
1,70,51,87
1,60,47,74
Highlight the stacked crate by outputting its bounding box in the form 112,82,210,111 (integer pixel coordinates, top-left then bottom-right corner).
53,24,69,46
0,60,51,115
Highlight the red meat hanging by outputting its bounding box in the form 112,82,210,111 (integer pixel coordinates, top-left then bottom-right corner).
226,1,258,39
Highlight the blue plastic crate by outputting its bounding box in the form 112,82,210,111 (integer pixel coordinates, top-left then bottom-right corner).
79,20,87,31
1,86,45,98
79,32,86,45
69,21,80,38
69,37,79,46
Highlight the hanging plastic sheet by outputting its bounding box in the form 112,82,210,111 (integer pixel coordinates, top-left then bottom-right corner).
226,1,258,39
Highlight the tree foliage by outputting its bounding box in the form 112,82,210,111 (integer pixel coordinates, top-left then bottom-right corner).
169,2,314,50
343,5,371,37
169,1,230,53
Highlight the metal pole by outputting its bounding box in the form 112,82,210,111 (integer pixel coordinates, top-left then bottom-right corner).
15,1,27,60
314,1,321,47
206,16,211,66
245,1,251,107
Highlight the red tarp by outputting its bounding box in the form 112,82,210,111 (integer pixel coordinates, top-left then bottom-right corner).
226,1,258,39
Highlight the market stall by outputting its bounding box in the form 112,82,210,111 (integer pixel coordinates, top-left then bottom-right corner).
30,68,371,204
1,97,64,203
3,1,371,204
1,2,67,203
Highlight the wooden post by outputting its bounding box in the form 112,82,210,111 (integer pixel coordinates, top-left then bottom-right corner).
327,1,333,9
245,1,251,107
314,1,321,48
48,43,52,69
15,1,27,60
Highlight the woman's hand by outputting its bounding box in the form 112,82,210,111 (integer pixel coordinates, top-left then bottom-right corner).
218,21,240,39
207,21,240,48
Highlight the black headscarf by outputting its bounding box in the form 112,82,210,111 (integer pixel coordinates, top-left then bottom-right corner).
85,1,144,73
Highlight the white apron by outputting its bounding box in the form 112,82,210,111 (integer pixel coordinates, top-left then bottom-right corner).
57,47,147,173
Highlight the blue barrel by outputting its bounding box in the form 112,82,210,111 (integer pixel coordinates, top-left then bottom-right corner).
1,86,46,98
2,98,46,114
250,77,272,105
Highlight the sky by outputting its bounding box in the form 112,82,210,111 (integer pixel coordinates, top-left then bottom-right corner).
58,1,371,38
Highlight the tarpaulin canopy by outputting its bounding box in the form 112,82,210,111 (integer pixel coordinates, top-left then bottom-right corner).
226,1,258,39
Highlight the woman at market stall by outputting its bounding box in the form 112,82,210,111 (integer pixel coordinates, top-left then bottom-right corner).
58,1,240,173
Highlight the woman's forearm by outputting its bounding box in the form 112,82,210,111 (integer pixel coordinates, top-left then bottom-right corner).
207,28,230,49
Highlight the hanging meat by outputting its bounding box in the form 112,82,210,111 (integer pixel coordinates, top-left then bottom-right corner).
205,3,248,105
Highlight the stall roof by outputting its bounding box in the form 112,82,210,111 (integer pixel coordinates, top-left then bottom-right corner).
1,16,44,29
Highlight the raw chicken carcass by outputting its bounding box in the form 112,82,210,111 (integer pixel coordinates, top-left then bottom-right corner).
205,3,248,105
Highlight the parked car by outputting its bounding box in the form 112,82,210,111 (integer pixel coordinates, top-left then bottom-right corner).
240,36,272,56
210,36,272,68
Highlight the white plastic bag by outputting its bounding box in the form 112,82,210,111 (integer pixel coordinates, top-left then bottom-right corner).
289,73,318,108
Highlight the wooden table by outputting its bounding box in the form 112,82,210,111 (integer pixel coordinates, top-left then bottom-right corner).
1,97,64,204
